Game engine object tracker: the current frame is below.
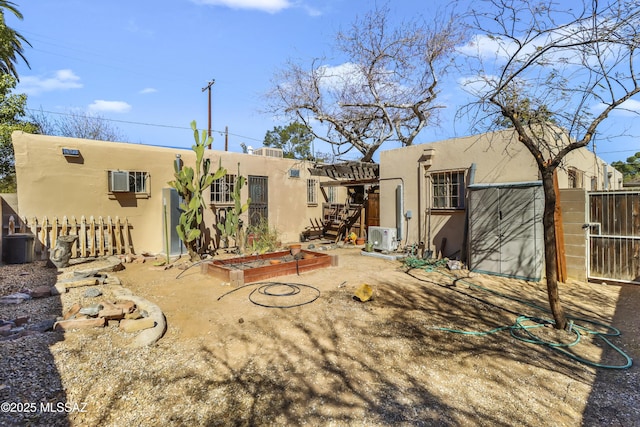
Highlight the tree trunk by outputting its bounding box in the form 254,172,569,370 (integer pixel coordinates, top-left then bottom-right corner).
541,167,568,330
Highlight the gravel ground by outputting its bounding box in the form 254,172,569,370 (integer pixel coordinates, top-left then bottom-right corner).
0,250,639,426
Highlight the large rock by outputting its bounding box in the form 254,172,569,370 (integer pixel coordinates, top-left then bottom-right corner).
53,317,105,331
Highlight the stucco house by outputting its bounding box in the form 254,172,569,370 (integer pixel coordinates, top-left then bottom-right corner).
378,128,622,280
7,131,337,259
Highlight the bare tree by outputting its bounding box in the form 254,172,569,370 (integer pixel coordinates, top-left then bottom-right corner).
266,4,463,162
459,0,640,329
29,108,125,142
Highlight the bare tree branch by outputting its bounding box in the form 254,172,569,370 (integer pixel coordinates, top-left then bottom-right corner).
266,4,464,162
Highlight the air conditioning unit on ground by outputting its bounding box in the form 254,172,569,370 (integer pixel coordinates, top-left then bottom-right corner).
368,226,398,251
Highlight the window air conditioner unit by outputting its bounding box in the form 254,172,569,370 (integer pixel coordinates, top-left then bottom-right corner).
110,171,130,192
368,226,398,251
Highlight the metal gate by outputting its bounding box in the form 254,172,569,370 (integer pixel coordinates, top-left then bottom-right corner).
248,176,268,227
587,190,640,284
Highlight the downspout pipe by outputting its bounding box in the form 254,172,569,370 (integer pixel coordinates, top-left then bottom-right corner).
461,163,476,264
378,177,405,243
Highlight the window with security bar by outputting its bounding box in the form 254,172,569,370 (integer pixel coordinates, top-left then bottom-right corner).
210,174,236,204
307,179,318,205
431,170,465,209
108,171,148,193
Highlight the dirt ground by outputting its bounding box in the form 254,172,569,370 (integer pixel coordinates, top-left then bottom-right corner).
113,245,639,426
2,245,640,426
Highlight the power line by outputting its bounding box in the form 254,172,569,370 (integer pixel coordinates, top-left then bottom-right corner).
25,108,264,142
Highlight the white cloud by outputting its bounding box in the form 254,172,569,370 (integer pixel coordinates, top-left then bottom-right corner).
88,100,132,113
593,99,640,117
17,69,83,96
191,0,291,13
317,62,366,90
139,87,157,94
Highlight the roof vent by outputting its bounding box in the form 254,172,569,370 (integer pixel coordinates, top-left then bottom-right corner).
253,147,283,158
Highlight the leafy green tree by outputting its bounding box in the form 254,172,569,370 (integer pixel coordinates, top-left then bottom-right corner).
263,122,314,159
0,74,36,192
168,121,226,262
612,153,640,181
492,93,556,129
0,1,30,80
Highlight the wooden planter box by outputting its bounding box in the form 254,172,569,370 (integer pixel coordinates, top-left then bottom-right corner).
203,250,337,286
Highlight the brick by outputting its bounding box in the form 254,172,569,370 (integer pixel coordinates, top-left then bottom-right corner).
50,284,67,295
114,300,136,314
53,317,105,331
62,278,101,289
98,307,124,320
124,310,143,320
30,285,51,299
13,316,29,326
119,317,155,333
63,302,82,320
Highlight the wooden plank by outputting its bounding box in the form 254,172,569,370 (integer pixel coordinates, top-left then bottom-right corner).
41,216,49,260
97,216,104,256
51,217,59,254
89,216,96,257
80,216,87,258
107,216,114,255
29,217,41,256
124,218,132,254
115,216,122,254
70,216,78,258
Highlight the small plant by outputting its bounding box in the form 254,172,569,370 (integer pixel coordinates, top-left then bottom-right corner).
216,163,251,253
168,121,226,262
246,218,281,254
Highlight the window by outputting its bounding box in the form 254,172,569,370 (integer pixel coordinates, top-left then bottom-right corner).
327,186,337,203
431,170,465,209
307,179,318,205
108,171,148,193
210,174,236,204
568,168,583,188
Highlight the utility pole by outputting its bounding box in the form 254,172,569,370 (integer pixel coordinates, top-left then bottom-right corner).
201,79,215,149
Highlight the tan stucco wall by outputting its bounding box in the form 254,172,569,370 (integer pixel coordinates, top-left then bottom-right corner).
12,131,324,255
379,128,621,259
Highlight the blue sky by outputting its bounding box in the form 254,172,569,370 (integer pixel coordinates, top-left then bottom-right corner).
6,0,640,164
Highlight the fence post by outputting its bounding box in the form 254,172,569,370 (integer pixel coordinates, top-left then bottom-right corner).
107,216,114,255
90,216,97,257
80,215,87,258
41,216,49,260
115,216,122,254
124,218,132,255
70,216,78,258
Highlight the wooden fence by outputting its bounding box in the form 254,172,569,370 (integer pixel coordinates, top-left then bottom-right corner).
7,215,133,260
588,190,640,284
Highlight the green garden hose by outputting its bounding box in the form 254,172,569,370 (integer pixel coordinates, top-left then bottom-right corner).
403,257,633,369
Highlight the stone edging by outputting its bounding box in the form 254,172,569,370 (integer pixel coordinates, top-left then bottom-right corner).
111,287,167,348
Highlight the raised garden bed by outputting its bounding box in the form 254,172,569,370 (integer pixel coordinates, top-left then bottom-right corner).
203,250,337,286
